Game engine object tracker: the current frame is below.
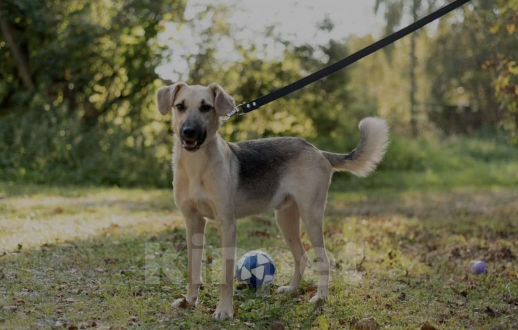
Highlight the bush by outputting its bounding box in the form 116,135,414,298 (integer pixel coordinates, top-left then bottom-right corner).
0,104,173,188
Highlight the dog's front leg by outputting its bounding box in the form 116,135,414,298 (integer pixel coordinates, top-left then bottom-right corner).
172,214,206,308
213,214,236,320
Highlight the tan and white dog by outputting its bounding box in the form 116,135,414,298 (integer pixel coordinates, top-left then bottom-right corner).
156,82,389,320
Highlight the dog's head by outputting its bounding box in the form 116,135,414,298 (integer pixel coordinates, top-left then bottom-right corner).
156,83,235,152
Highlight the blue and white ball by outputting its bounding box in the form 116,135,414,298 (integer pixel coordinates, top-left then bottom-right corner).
236,250,276,288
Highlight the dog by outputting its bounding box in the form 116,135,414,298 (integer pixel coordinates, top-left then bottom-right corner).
156,82,389,320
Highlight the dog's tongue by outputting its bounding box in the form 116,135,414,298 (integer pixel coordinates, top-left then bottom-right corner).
184,140,197,147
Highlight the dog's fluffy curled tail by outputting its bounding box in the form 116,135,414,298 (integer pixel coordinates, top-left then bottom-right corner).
322,117,389,177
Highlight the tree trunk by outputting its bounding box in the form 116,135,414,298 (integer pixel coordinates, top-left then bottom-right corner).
409,0,419,137
0,1,35,91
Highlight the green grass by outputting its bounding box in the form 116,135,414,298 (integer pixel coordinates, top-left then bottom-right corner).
334,135,518,191
1,181,517,329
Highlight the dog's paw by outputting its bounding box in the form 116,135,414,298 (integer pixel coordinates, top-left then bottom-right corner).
212,305,233,320
309,293,327,303
276,285,297,294
172,297,196,309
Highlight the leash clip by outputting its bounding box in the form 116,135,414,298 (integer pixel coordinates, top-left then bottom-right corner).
222,103,245,122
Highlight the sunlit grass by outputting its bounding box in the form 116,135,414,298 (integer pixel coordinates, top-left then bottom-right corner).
0,184,179,252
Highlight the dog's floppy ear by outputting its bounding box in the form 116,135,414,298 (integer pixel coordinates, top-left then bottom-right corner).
156,82,186,115
208,83,235,116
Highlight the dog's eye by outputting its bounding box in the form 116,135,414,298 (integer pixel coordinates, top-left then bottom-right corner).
175,103,186,111
200,104,213,113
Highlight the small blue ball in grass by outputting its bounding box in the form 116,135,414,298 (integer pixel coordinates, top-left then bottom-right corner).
471,261,487,275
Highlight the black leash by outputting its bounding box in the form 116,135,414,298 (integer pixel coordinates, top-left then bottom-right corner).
225,0,471,119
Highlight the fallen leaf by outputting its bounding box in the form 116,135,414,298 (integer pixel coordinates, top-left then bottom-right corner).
305,285,317,294
161,286,173,292
356,256,366,272
174,242,186,252
451,247,461,258
485,306,497,317
178,298,189,308
249,230,270,238
421,321,437,330
354,317,377,330
104,258,117,265
484,245,515,261
13,298,25,306
269,321,284,330
109,223,120,230
3,305,18,312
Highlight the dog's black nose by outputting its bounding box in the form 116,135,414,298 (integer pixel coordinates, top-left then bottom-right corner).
182,127,197,139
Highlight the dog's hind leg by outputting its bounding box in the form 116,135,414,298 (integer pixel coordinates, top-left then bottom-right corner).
275,202,308,294
297,190,330,303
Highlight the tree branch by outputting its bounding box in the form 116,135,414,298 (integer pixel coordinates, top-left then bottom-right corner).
0,1,35,91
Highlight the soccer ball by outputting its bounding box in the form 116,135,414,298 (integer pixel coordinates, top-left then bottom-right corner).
236,250,276,288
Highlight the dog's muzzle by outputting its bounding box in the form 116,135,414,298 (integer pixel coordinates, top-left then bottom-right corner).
180,124,206,152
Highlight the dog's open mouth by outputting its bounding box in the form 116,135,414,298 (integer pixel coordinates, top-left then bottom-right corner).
182,139,200,151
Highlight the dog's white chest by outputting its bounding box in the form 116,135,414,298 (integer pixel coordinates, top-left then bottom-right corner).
187,179,215,219
188,179,205,200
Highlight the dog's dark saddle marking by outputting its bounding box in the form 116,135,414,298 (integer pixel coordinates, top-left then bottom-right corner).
228,137,309,200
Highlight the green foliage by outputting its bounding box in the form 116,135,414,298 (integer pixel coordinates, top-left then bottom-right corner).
182,14,365,151
427,0,518,138
1,0,517,187
0,0,186,187
0,102,172,187
488,0,518,143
